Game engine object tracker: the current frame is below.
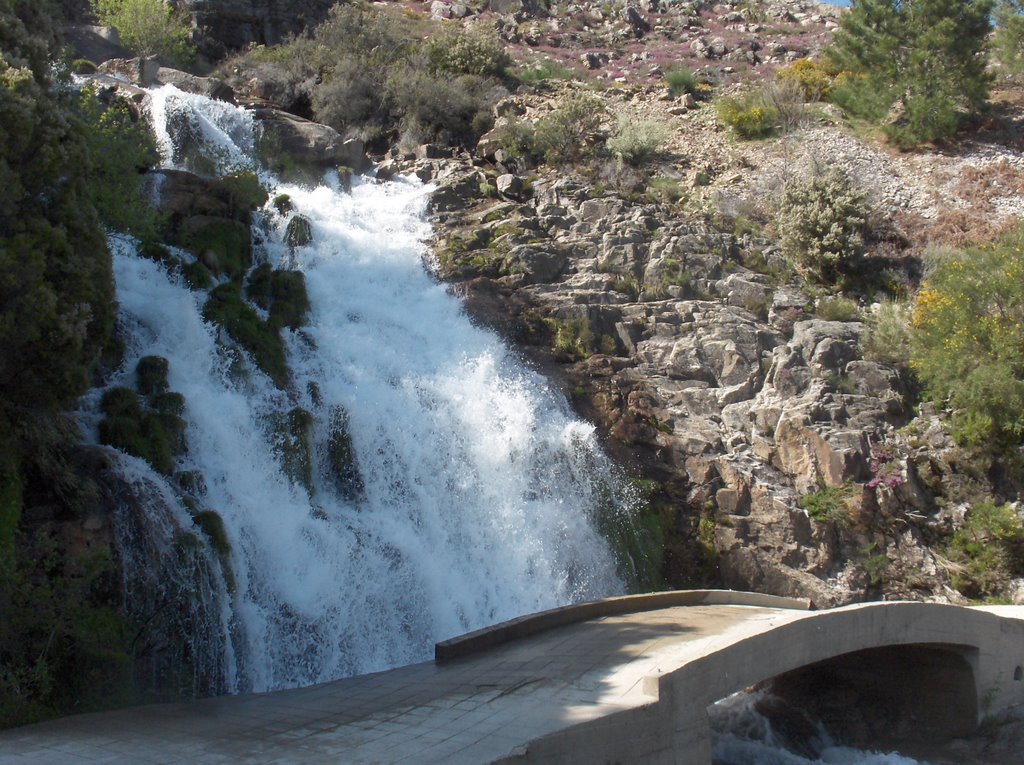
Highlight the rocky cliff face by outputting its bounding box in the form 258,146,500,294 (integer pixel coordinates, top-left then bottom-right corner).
179,0,335,60
391,139,1015,607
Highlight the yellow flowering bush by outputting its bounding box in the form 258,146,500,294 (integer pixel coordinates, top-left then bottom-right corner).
911,226,1024,449
715,91,777,139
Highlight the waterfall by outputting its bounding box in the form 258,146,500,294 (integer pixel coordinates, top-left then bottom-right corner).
93,85,631,694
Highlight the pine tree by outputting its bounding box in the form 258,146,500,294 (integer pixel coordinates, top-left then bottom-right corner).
829,0,993,147
994,0,1024,80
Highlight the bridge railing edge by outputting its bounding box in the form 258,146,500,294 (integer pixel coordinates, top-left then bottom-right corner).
434,589,812,663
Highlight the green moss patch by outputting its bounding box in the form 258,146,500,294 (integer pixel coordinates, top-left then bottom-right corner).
327,407,364,502
203,283,289,389
136,356,169,396
98,387,186,476
179,216,252,281
246,266,310,330
268,407,314,493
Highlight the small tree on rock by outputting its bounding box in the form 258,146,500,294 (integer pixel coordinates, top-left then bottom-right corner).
91,0,194,65
828,0,993,147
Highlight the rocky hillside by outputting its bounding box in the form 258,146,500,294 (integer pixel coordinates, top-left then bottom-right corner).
68,0,1024,609
354,0,1024,608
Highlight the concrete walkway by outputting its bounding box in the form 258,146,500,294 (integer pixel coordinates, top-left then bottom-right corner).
1,599,1021,765
0,604,807,764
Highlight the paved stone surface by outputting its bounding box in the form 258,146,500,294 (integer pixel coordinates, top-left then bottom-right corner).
2,603,1021,764
0,605,805,764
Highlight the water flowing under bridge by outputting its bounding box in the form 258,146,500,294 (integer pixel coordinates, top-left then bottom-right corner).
1,591,1022,764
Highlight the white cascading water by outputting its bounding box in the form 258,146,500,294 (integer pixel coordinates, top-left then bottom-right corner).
95,85,627,693
709,692,930,765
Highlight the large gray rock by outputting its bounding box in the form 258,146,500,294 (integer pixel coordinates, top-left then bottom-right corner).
64,24,131,65
156,67,236,103
253,109,371,174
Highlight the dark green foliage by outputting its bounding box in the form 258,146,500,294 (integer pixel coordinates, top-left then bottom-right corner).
828,0,993,146
269,408,314,493
799,482,854,524
219,171,268,212
203,283,289,389
327,407,364,502
424,27,511,78
285,215,313,249
246,262,273,310
74,88,160,239
944,500,1024,598
135,355,169,396
192,511,231,557
994,1,1024,80
226,2,507,150
98,387,180,475
246,265,309,329
665,67,699,97
181,260,212,290
533,94,605,164
269,270,309,330
0,532,134,728
179,216,252,281
911,226,1024,451
387,69,498,147
272,194,292,215
776,169,869,284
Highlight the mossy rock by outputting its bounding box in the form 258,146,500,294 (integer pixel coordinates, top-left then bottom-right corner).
175,470,207,496
219,171,268,213
269,270,309,330
273,194,293,215
203,283,289,389
285,215,314,249
192,510,231,556
192,509,236,593
150,391,185,418
246,263,273,310
268,407,314,493
136,356,169,396
179,215,252,281
246,266,309,330
181,260,213,290
99,388,175,475
327,406,364,502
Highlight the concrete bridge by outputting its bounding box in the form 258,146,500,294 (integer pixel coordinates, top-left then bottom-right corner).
1,591,1022,764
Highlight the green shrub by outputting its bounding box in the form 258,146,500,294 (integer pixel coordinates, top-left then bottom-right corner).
387,69,500,147
551,316,596,360
607,109,669,166
75,88,160,239
665,67,699,97
425,27,511,78
516,59,574,84
90,0,194,65
911,227,1024,450
799,482,854,525
776,58,835,100
862,300,912,365
533,94,606,164
775,168,869,284
943,500,1024,598
715,90,778,139
816,296,861,322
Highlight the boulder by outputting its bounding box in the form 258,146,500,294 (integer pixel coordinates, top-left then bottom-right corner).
64,24,131,65
496,174,524,199
253,109,371,174
97,57,161,87
156,67,236,103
